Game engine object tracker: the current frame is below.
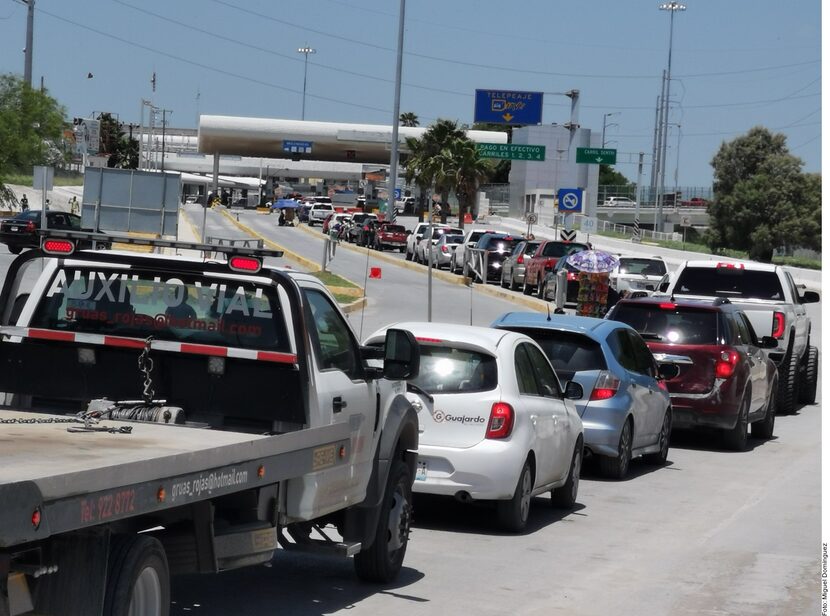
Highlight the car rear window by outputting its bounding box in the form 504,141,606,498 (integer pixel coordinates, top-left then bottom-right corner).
611,304,720,345
541,242,589,258
382,224,405,233
673,267,784,300
619,258,666,276
506,328,606,380
445,234,464,244
523,242,541,256
30,266,291,352
409,345,498,394
484,237,522,251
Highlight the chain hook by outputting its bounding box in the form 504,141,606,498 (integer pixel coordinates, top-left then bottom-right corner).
137,336,155,403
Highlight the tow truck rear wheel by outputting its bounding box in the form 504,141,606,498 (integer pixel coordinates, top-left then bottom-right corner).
798,345,818,405
103,535,170,616
354,459,412,583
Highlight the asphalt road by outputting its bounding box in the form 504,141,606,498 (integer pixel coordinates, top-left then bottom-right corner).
164,206,822,616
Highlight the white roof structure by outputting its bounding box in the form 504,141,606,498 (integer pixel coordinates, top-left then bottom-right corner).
197,115,508,164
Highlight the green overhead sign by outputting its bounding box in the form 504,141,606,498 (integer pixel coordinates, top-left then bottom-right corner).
476,143,546,161
576,148,617,164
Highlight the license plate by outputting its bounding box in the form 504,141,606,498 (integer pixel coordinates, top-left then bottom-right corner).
10,227,18,232
415,461,427,482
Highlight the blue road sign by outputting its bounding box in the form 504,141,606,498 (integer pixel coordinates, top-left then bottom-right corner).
283,140,313,154
474,90,544,125
557,188,583,213
394,188,402,200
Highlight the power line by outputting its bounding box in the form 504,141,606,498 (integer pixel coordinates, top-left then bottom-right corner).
36,7,400,117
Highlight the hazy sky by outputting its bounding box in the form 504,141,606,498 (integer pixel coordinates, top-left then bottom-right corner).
0,0,821,187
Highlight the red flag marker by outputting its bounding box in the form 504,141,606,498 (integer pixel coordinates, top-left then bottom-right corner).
369,267,382,279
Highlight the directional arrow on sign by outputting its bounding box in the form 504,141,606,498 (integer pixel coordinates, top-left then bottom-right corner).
595,157,603,163
502,113,514,122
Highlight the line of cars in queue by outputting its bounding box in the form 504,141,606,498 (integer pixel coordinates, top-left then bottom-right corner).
356,224,806,532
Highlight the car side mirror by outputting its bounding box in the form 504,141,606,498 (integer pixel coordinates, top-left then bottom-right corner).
758,336,779,349
801,290,820,304
657,363,680,380
658,282,670,292
383,329,420,380
563,381,583,400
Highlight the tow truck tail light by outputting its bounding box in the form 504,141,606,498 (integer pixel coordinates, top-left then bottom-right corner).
486,402,514,439
229,255,262,273
714,348,740,378
771,312,786,339
42,239,75,255
590,371,620,400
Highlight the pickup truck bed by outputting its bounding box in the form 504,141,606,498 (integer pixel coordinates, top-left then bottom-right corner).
0,411,350,548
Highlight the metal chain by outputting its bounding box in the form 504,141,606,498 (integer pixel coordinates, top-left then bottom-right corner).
137,336,155,403
0,417,79,424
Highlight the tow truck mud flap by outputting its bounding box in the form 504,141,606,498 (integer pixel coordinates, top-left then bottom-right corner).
32,529,109,616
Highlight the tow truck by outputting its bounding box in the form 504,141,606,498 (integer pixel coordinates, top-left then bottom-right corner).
0,231,421,616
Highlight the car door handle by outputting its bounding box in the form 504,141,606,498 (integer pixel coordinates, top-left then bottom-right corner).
332,396,347,413
530,414,538,426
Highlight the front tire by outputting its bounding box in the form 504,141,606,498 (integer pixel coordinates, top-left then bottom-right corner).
551,440,582,508
798,345,818,404
599,418,632,479
103,535,170,616
497,460,533,532
643,410,671,465
354,459,412,583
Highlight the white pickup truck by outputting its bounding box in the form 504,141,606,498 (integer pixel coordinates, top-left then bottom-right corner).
0,232,421,616
662,260,819,414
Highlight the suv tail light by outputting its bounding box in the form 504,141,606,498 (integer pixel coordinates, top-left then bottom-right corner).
771,311,786,339
486,402,514,439
590,371,620,400
715,348,740,378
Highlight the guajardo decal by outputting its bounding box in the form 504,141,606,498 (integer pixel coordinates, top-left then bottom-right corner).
431,410,485,425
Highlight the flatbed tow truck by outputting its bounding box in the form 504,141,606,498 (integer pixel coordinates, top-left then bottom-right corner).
0,232,422,616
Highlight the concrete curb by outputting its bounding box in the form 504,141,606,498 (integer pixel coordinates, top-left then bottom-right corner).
341,297,368,314
295,222,550,313
215,207,367,301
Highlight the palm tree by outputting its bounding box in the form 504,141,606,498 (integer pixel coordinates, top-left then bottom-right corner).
403,119,465,220
447,139,492,228
399,112,419,127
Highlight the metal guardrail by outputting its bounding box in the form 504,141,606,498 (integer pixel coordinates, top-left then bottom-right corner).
467,248,491,283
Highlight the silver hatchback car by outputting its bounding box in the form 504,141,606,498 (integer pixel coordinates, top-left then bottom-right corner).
500,240,541,291
430,233,465,269
493,313,680,480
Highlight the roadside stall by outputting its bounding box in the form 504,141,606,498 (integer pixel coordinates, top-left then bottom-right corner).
566,250,620,318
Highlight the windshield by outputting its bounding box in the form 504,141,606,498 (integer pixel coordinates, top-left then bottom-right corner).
409,345,498,394
619,258,667,276
30,266,291,351
444,234,464,244
611,304,720,345
673,267,784,300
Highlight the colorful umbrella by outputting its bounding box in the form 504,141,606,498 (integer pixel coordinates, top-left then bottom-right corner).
565,249,619,273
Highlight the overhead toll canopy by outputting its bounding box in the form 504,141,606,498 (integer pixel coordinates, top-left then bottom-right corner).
177,171,263,189
163,152,365,181
198,115,508,164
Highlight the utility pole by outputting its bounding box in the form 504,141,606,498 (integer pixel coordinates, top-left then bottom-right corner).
23,0,34,87
160,109,172,172
387,0,406,229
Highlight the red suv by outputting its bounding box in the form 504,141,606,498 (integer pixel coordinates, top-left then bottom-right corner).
607,297,778,451
522,240,589,296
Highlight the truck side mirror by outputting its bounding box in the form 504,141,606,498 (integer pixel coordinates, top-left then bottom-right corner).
758,336,778,349
801,290,820,304
383,329,420,380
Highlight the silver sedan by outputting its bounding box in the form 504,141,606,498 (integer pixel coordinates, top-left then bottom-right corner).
429,233,464,269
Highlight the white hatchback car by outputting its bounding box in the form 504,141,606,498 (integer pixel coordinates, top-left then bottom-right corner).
365,322,584,532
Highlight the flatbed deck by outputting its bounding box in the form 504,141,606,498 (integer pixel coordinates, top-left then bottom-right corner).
0,410,351,548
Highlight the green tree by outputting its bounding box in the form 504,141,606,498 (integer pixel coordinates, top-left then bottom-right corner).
399,112,419,127
0,74,67,173
706,126,819,262
445,139,492,226
97,113,139,169
598,164,631,186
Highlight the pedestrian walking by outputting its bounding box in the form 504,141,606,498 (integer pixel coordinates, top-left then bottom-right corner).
19,195,28,211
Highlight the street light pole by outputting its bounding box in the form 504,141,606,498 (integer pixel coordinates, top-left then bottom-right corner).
656,1,685,233
297,46,316,121
601,112,620,148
